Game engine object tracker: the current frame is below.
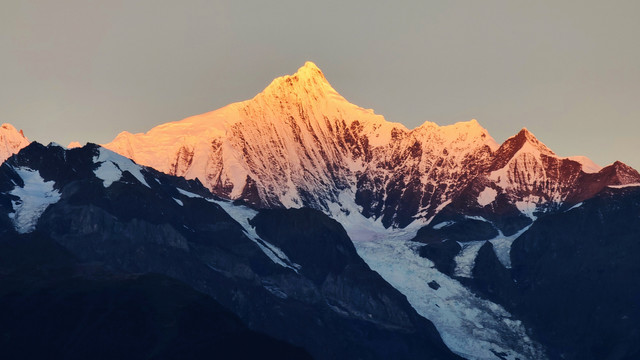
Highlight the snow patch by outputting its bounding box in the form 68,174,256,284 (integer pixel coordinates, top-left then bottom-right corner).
173,187,300,271
176,188,202,198
453,241,486,278
488,225,533,269
515,199,538,220
608,183,640,189
477,187,497,206
94,161,121,188
94,147,151,188
8,167,61,233
432,221,455,230
465,215,490,222
212,199,301,272
565,202,583,212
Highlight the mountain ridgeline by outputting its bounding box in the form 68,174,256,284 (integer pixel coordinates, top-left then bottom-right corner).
104,62,639,231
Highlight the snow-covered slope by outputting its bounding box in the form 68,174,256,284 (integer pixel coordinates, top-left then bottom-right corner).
104,62,499,227
0,123,30,163
104,62,640,230
106,62,394,208
67,141,83,149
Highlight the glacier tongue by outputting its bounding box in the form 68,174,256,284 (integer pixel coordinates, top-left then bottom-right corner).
8,167,61,234
329,192,546,360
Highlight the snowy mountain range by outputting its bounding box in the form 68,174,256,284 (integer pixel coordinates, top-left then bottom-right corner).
2,62,639,359
102,62,640,231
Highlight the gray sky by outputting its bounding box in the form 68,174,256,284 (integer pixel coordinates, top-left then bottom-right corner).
2,1,639,169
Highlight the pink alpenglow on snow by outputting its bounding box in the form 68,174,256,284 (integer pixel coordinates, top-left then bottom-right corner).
0,123,30,163
67,141,83,149
103,62,638,228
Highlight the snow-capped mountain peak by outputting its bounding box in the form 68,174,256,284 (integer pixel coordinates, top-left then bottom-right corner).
250,61,404,148
515,127,555,155
490,128,555,171
261,63,354,107
0,123,30,163
603,160,640,185
288,60,328,83
104,62,415,213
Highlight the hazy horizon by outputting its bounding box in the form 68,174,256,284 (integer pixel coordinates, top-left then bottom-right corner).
2,1,639,169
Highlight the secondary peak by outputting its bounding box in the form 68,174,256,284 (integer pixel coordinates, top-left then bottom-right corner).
513,127,546,147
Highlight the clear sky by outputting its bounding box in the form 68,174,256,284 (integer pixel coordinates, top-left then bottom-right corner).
2,1,639,169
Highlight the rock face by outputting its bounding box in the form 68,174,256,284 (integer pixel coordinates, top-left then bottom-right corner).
104,62,640,232
0,143,459,360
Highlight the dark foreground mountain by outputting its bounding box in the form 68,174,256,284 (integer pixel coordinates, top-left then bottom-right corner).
0,232,310,360
466,185,640,360
0,142,458,360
